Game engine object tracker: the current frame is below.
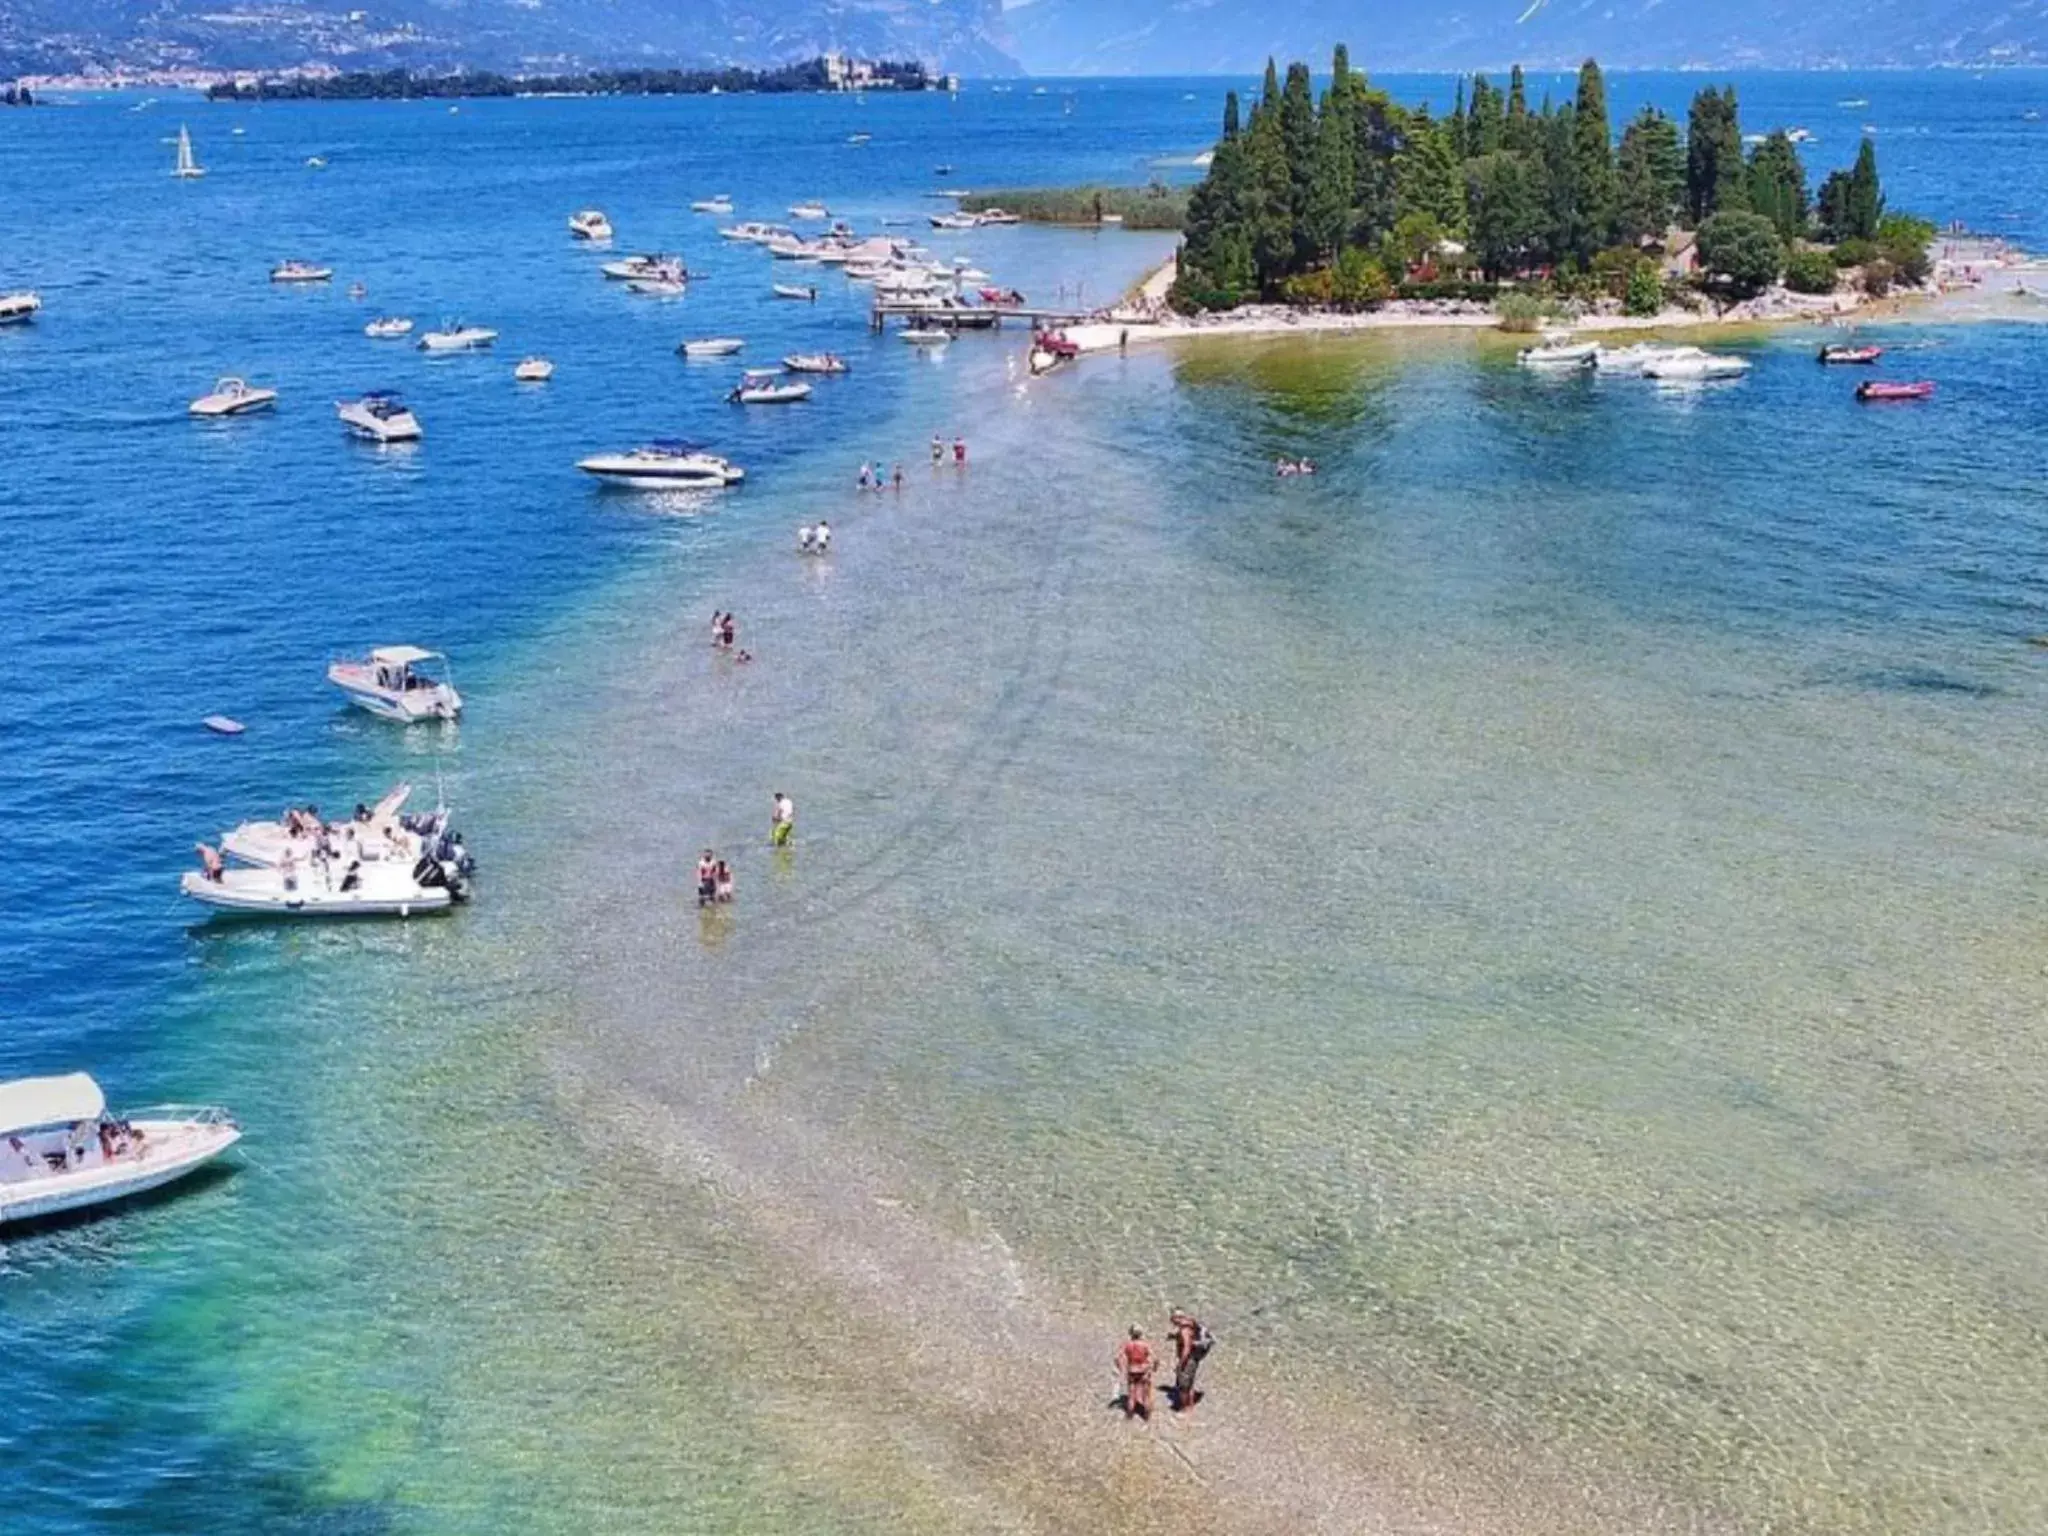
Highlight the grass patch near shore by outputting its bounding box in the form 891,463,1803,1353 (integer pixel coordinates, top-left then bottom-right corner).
960,185,1188,231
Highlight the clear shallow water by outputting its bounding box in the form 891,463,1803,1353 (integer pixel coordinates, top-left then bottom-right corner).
4,75,2048,1533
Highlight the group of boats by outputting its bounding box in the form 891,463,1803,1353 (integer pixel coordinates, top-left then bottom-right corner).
1519,336,1755,380
1816,342,1937,400
928,208,1020,230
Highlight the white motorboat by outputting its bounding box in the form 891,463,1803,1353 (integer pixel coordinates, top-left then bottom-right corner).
418,323,497,352
577,442,746,489
0,290,40,325
691,195,734,214
788,202,830,220
1517,339,1600,368
782,353,849,374
901,327,950,345
1644,352,1752,381
768,236,821,261
222,783,429,869
364,315,414,338
929,213,979,231
305,155,327,169
974,208,1020,225
772,283,818,301
718,222,784,243
271,260,333,283
627,278,687,298
601,253,686,281
679,337,745,358
336,390,421,442
172,123,204,179
515,356,554,382
729,380,812,405
189,377,278,417
0,1074,239,1227
569,208,614,241
327,645,462,721
182,848,468,917
1594,343,1704,375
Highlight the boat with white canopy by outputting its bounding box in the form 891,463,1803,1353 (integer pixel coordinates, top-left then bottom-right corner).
0,1073,239,1227
327,645,461,721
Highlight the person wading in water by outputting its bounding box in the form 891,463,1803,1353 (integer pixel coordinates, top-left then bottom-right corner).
1168,1309,1213,1411
1115,1325,1156,1420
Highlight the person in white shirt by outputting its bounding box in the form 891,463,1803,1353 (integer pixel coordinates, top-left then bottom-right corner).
771,792,796,847
798,524,814,552
813,521,831,553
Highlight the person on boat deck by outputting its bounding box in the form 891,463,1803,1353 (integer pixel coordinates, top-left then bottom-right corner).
1115,1326,1156,1420
4,1134,38,1180
696,851,718,908
771,792,796,848
195,843,225,883
813,521,831,553
714,860,735,903
798,524,815,552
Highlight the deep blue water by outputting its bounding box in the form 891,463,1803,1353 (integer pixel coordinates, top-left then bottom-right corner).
2,71,2046,1530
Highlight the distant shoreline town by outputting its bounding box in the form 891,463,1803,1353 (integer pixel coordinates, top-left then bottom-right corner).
203,55,954,102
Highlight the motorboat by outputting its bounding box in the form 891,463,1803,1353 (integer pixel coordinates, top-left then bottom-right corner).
327,645,461,721
975,208,1020,225
980,286,1027,306
0,1074,239,1227
0,290,40,325
1819,344,1883,364
782,353,849,374
679,337,745,358
1644,352,1752,380
569,208,613,241
627,277,687,298
271,260,333,283
772,283,818,301
691,195,734,214
221,783,432,869
601,253,685,281
1593,343,1702,375
189,377,278,417
515,356,554,382
577,442,746,489
418,323,498,351
1856,379,1935,401
364,316,414,338
1029,332,1080,375
929,213,979,231
182,846,469,917
729,380,813,404
172,124,204,179
1518,339,1600,368
901,327,950,345
741,365,785,381
718,222,784,243
847,132,872,145
305,155,327,169
788,202,830,220
202,715,245,736
336,390,422,442
768,236,821,261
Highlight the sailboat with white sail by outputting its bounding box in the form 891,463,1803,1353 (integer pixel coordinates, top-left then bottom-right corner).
173,124,205,179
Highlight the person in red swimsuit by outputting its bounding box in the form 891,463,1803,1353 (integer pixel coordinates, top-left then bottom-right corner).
1115,1325,1155,1419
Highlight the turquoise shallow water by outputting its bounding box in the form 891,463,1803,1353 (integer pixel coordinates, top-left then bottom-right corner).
6,73,2048,1533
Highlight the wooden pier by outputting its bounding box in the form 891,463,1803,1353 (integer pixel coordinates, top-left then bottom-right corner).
869,301,1093,332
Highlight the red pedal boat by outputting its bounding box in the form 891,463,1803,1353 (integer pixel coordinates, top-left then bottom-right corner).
1856,380,1935,401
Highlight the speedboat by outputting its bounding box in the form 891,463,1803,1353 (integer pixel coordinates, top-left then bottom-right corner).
336,390,421,442
929,213,979,231
271,260,333,283
1644,352,1752,380
327,645,461,721
782,353,849,374
1593,343,1702,375
627,277,687,298
691,195,734,214
601,253,685,281
718,222,784,243
1518,339,1599,368
1819,344,1883,364
1856,379,1935,401
975,208,1020,225
515,356,554,382
679,337,745,358
1029,332,1079,375
902,327,950,345
364,316,414,338
788,202,830,220
189,377,278,416
222,783,431,869
577,442,746,488
772,283,818,301
418,323,497,352
768,236,821,261
848,133,872,145
729,380,813,404
182,846,469,917
0,290,40,325
0,1073,239,1227
305,155,327,169
569,208,613,241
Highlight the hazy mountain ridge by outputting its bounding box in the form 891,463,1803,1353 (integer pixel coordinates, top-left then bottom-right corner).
0,0,1018,78
1007,0,2048,74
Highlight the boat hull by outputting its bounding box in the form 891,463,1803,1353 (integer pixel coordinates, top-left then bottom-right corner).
181,869,455,917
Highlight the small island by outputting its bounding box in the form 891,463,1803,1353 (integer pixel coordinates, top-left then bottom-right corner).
206,56,940,103
957,185,1188,230
1163,46,1934,330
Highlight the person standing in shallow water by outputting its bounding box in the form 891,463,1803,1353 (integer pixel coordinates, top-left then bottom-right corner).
1168,1309,1211,1411
1115,1326,1155,1420
771,791,795,847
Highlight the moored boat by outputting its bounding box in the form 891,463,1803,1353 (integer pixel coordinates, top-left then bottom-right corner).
514,356,554,382
782,352,849,374
1643,352,1752,381
1819,344,1884,364
0,1074,239,1227
417,323,498,352
326,645,461,721
901,327,950,345
691,195,735,214
0,290,41,325
271,259,333,283
679,337,745,358
601,253,686,282
189,376,278,417
336,390,421,442
569,208,613,241
729,380,813,404
182,847,468,917
221,783,429,869
788,201,830,220
1856,379,1935,401
772,283,818,301
364,315,414,338
1518,339,1600,369
577,442,746,488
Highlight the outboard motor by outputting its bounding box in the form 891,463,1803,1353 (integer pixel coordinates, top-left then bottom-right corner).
413,855,449,890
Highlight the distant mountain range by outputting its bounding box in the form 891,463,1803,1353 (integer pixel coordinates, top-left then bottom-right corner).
0,0,1017,79
8,0,2048,82
1005,0,2048,75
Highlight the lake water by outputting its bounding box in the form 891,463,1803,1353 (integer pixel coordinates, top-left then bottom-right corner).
4,71,2048,1534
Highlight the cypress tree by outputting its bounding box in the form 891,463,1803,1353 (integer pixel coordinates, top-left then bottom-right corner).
1449,79,1468,160
1570,60,1616,258
1244,82,1296,291
1469,75,1504,157
1615,107,1684,244
1278,62,1321,265
1845,138,1884,240
1746,130,1808,242
1710,87,1749,215
1394,108,1466,235
1467,151,1544,278
1505,65,1537,154
1541,103,1578,267
1684,88,1724,224
1307,48,1358,259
